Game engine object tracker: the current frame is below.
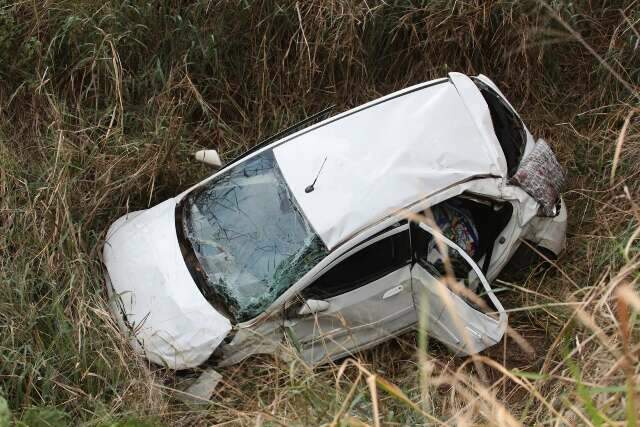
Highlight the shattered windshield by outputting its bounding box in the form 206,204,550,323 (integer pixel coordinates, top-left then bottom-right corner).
182,149,328,322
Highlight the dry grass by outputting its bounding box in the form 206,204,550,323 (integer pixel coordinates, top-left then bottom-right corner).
0,0,639,425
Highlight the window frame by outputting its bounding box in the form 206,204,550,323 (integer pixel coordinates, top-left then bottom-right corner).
299,222,411,301
411,220,477,287
411,221,506,319
472,77,527,177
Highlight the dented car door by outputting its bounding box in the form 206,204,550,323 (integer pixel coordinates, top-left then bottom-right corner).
284,223,416,364
410,221,507,354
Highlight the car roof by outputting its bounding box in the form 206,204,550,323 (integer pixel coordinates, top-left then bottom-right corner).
273,72,508,250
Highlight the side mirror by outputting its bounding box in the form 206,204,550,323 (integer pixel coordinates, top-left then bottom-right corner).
297,299,330,316
194,149,222,169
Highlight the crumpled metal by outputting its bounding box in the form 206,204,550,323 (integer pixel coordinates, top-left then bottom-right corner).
510,139,566,216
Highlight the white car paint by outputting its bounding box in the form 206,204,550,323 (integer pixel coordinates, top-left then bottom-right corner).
411,221,507,354
274,73,507,250
102,73,567,370
283,223,417,364
103,198,231,370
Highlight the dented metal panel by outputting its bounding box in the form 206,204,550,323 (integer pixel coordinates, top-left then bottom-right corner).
411,222,507,354
274,74,506,251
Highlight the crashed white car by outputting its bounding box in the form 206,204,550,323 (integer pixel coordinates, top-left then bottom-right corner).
103,73,567,370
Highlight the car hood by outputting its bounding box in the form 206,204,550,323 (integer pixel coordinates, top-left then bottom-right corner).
103,198,232,370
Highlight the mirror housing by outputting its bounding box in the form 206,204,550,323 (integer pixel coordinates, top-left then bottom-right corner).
194,149,222,169
297,299,330,316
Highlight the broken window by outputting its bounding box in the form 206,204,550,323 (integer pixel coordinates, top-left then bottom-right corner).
181,150,328,323
302,227,411,300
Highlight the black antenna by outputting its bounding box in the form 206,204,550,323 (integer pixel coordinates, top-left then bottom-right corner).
305,157,328,193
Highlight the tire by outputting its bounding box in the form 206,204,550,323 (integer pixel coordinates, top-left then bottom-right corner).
499,240,556,282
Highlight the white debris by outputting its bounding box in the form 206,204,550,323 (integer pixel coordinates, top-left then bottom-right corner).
176,368,222,406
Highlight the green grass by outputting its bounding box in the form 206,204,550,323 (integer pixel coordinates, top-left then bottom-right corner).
1,0,639,425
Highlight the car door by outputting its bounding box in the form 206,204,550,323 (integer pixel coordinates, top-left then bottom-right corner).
410,220,507,354
283,223,416,364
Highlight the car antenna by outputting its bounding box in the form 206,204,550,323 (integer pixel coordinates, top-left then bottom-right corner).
305,156,328,193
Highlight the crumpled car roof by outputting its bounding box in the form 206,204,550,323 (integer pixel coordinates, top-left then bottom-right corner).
274,72,508,250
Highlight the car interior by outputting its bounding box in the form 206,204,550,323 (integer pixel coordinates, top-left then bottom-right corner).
420,193,514,313
297,193,513,303
454,194,513,266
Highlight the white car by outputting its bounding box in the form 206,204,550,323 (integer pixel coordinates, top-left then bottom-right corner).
103,73,567,370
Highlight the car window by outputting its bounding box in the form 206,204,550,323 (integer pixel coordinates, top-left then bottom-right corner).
472,78,526,176
302,228,411,300
181,149,329,323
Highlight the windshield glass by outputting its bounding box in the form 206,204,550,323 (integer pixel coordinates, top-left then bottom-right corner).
182,149,328,322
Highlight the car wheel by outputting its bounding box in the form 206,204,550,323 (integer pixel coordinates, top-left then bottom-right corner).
499,240,556,282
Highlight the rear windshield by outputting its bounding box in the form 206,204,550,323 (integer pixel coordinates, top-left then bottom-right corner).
181,150,328,322
473,79,526,176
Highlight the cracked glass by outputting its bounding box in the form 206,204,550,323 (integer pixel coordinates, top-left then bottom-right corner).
182,150,328,322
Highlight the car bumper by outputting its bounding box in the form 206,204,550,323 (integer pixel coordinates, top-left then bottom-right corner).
524,197,568,256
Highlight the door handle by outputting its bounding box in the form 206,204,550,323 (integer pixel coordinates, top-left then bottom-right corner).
382,285,404,299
